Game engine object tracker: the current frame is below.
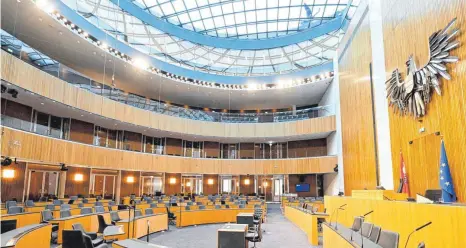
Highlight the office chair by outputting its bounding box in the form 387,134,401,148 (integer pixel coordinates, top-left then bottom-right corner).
215,205,221,209
369,225,381,243
185,206,191,211
81,207,93,215
245,222,263,247
97,214,113,233
107,201,115,211
166,207,176,225
61,204,71,210
150,203,157,208
377,230,399,248
110,211,121,225
44,204,55,211
187,202,193,206
82,198,89,203
225,205,230,209
145,208,154,215
199,205,206,210
361,222,374,238
8,206,24,214
239,204,245,209
94,206,105,213
53,200,62,206
146,199,153,204
5,201,17,209
25,200,35,207
60,210,72,218
39,196,48,202
134,209,142,217
94,201,103,207
70,196,78,201
350,216,363,233
62,230,109,248
72,223,104,247
41,210,59,242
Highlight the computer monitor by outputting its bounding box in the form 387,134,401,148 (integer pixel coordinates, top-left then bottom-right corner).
1,220,17,234
425,189,442,202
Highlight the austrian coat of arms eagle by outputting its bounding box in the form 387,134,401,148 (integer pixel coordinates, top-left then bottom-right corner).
385,18,460,118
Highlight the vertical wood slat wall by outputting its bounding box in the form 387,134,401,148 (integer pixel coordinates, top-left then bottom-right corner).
338,8,378,194
382,0,466,202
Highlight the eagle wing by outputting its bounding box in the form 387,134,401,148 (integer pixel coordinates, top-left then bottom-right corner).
412,18,460,116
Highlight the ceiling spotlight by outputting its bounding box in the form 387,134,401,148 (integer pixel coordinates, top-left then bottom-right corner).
1,157,13,166
7,89,18,98
59,163,68,171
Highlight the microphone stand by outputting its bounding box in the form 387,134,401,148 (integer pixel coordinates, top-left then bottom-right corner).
127,200,133,239
404,222,432,248
146,220,150,242
329,204,347,229
359,211,374,248
334,207,345,230
132,201,136,239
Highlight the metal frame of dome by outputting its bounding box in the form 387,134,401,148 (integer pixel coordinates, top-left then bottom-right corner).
40,0,358,83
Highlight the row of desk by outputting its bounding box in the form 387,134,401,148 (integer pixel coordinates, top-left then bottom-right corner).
283,206,328,246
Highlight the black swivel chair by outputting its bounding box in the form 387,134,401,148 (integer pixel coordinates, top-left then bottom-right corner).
245,222,263,247
62,230,108,248
97,214,113,233
72,223,104,247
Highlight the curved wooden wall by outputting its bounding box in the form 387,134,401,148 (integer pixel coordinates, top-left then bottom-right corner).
0,51,336,139
382,0,466,202
1,127,337,175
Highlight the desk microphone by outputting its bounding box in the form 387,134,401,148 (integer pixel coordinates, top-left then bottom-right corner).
334,206,346,230
330,204,347,228
359,210,374,248
404,222,432,248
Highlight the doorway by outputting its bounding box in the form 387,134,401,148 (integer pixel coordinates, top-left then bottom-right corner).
181,175,203,195
141,176,163,195
26,170,59,201
91,174,116,199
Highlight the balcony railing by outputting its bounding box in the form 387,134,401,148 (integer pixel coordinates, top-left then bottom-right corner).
1,29,334,123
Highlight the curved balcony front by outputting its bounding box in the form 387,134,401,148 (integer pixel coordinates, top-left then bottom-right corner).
1,51,336,139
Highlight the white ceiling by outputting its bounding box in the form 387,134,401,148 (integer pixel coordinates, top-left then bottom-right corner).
0,0,332,110
1,82,333,143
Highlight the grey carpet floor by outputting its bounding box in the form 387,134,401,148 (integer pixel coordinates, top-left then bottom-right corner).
144,203,322,248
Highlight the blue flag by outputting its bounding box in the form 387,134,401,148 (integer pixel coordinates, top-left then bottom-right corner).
439,140,456,202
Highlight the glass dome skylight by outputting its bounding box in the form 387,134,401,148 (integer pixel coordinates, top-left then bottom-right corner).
61,0,359,77
132,0,359,39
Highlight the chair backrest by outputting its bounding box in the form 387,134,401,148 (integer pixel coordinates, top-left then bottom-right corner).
350,216,363,232
225,205,230,209
239,204,245,209
39,196,48,202
61,204,71,210
82,231,95,248
134,209,142,217
25,200,35,207
6,201,17,209
62,230,86,248
94,201,103,206
72,223,85,232
110,211,121,222
145,208,154,215
42,210,54,222
199,205,206,210
108,201,115,206
8,206,24,214
146,199,153,204
187,202,193,206
377,230,399,248
97,215,108,233
185,206,191,211
150,203,157,208
361,222,374,238
369,225,381,243
80,207,93,215
45,204,55,210
158,199,164,203
215,205,221,209
77,203,84,208
70,196,78,201
60,210,72,218
53,200,62,206
95,206,105,213
82,198,89,203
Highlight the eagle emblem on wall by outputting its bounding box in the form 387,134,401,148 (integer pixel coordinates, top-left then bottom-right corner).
385,18,460,118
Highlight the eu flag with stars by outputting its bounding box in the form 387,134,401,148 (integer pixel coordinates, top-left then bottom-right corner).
439,140,456,203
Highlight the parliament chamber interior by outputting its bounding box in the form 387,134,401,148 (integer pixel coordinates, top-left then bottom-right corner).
0,0,465,247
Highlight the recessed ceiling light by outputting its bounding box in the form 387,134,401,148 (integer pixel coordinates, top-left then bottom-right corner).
81,114,84,117
40,103,44,105
77,41,80,44
30,92,34,95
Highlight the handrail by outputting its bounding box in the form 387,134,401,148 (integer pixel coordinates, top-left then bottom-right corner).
0,29,334,123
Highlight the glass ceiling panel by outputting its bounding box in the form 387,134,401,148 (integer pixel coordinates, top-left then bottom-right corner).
61,0,357,77
132,0,358,39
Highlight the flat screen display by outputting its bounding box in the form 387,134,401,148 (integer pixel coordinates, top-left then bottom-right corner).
295,184,310,192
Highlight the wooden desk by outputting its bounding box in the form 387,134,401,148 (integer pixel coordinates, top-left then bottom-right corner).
0,212,41,228
322,223,382,248
236,213,254,228
49,212,118,244
0,224,52,248
284,206,329,246
115,214,168,240
283,201,324,212
325,196,466,247
352,190,408,201
112,239,169,248
217,224,248,248
177,208,257,227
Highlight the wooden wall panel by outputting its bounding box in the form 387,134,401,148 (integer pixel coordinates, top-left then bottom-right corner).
120,170,140,197
3,100,32,122
202,174,218,195
240,175,255,195
65,166,91,197
338,10,378,194
1,162,26,202
69,119,94,145
1,51,336,139
382,0,466,202
1,127,337,174
164,173,181,195
288,174,317,197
